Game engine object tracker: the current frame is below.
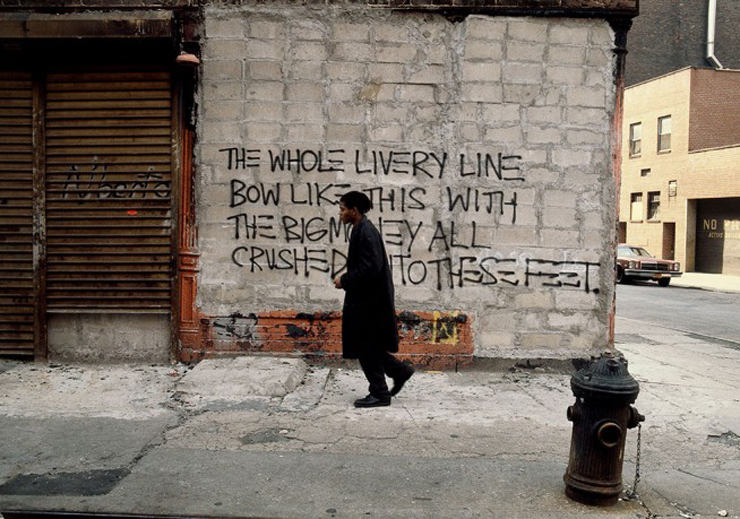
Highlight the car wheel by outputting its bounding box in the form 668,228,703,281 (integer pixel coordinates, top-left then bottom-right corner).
616,266,626,284
658,278,671,287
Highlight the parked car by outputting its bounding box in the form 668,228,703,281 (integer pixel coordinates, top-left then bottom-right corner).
616,244,682,287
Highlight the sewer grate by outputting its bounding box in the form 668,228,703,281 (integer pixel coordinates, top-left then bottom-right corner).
0,468,130,497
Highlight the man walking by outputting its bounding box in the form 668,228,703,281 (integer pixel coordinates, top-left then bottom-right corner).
334,191,414,408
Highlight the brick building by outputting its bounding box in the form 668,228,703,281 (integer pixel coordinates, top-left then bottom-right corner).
619,67,740,276
625,0,740,86
1,1,638,364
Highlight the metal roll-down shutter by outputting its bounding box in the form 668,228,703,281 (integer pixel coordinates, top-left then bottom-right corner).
0,72,35,356
44,71,174,312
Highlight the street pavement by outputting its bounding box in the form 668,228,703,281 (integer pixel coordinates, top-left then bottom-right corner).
0,274,739,519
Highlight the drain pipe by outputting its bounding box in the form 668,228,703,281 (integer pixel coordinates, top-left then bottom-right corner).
707,0,724,69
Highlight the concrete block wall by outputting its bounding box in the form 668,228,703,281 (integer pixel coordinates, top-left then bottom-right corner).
193,2,618,363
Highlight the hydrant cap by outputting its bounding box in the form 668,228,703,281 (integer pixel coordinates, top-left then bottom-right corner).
571,350,640,402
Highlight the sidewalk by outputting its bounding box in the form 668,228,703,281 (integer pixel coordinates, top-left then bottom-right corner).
671,272,740,293
1,319,739,519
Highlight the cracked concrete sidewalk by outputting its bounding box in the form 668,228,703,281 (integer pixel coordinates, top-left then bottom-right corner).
0,318,739,519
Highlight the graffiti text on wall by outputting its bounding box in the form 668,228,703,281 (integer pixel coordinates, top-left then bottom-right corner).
219,146,600,293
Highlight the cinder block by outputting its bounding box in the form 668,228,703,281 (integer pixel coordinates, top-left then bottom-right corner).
484,126,523,145
552,149,593,168
286,82,325,102
409,65,447,84
566,86,605,108
519,332,565,350
414,104,444,122
325,62,366,81
329,83,359,102
373,103,409,123
586,47,612,68
202,122,241,144
475,333,517,355
546,66,584,86
333,23,371,42
377,44,418,63
247,61,282,81
291,62,324,81
549,24,590,45
326,124,363,143
374,25,410,43
328,104,365,123
203,81,243,101
496,225,537,245
543,189,578,207
205,101,243,122
291,19,327,41
292,42,328,62
206,18,244,39
246,40,285,60
461,83,503,103
204,60,243,81
567,129,604,146
245,82,283,102
582,230,606,249
243,122,283,142
566,107,608,127
481,103,521,122
585,69,607,87
507,41,546,62
547,312,589,329
548,46,586,66
526,127,562,145
245,102,283,122
526,106,561,124
370,124,404,142
540,228,579,248
427,45,449,64
286,123,325,142
457,123,480,141
526,167,560,184
503,63,542,85
332,42,373,62
248,20,286,40
368,63,405,83
398,84,436,103
542,206,577,228
465,16,507,41
508,19,549,43
204,40,246,60
555,290,599,311
514,291,555,309
464,41,504,61
462,62,502,82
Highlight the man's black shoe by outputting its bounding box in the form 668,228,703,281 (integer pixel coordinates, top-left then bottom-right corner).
354,395,391,408
390,365,415,396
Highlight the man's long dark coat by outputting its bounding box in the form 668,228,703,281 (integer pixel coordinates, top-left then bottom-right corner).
340,216,399,359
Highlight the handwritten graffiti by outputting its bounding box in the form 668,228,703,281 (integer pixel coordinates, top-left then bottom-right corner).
219,146,601,292
61,164,170,199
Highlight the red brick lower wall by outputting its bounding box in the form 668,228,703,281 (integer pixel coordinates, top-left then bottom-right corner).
179,310,473,369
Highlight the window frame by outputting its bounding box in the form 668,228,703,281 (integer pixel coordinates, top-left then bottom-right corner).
629,122,642,157
630,192,643,222
647,191,661,221
657,115,671,153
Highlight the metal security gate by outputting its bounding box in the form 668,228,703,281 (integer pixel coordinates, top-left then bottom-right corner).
0,72,35,356
45,71,174,312
0,69,175,358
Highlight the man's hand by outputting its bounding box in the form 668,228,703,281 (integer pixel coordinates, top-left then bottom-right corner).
333,276,342,289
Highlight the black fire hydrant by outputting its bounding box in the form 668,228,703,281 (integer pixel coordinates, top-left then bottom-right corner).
564,350,645,506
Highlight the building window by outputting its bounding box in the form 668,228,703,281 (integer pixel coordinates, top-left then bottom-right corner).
629,122,642,157
647,191,660,220
630,193,643,221
658,116,671,152
668,180,677,197
640,168,651,177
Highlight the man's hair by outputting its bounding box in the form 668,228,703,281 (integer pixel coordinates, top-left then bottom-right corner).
340,191,373,214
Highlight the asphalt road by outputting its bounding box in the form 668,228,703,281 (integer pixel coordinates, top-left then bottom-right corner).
616,281,740,344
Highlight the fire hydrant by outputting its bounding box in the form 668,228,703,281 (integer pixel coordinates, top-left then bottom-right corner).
564,350,645,505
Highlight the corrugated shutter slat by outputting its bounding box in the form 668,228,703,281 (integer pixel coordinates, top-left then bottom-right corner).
0,72,35,355
45,71,173,312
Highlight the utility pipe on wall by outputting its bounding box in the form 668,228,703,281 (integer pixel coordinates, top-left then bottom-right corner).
707,0,724,69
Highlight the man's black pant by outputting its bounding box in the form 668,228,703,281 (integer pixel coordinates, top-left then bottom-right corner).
358,350,411,399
